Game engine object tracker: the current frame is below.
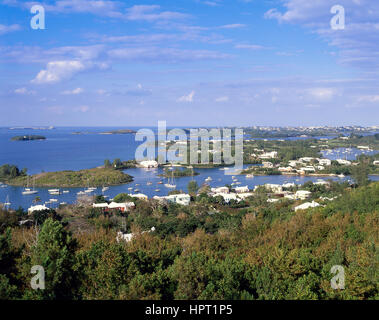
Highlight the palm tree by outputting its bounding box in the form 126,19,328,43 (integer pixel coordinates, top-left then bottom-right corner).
33,196,41,205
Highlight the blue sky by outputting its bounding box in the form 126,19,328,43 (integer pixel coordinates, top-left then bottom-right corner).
0,0,378,127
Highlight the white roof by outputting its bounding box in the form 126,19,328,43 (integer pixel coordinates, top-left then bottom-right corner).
295,201,320,211
28,205,48,213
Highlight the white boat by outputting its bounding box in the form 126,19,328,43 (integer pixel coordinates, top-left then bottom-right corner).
48,189,60,193
63,190,69,193
246,174,254,178
102,186,109,192
4,195,10,208
164,168,176,188
60,202,67,205
146,182,153,186
134,189,140,192
49,199,58,202
155,189,160,192
49,190,61,195
22,177,38,195
205,177,212,182
128,187,133,190
338,174,345,178
84,189,94,193
77,191,86,195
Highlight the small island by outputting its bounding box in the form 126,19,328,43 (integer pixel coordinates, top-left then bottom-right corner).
7,167,133,188
99,129,136,135
160,167,199,178
11,135,46,141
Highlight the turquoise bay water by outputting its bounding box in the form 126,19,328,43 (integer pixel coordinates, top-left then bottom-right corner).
0,127,378,210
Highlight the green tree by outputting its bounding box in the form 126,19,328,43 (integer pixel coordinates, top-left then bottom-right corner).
351,160,370,187
26,219,78,299
0,229,20,299
113,158,122,168
187,181,199,196
104,159,111,168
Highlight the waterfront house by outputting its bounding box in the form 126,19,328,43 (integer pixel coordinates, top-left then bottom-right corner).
258,184,283,193
211,186,229,194
138,160,158,168
259,151,278,159
28,204,48,214
212,192,238,203
154,194,191,206
294,201,320,211
318,159,332,166
129,193,148,200
93,202,135,212
262,161,274,168
295,190,312,200
336,159,351,165
235,186,249,193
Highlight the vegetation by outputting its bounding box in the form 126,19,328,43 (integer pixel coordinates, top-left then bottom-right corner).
6,167,133,188
11,135,46,141
100,129,136,135
160,167,199,178
0,180,378,300
0,164,27,181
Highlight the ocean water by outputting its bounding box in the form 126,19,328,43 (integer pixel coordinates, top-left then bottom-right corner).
0,127,378,210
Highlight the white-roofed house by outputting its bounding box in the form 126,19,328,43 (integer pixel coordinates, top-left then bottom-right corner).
294,201,320,211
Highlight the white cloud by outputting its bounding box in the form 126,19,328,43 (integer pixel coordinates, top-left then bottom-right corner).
219,24,246,29
125,5,188,22
14,87,35,95
235,44,265,50
31,60,108,84
177,91,195,102
0,24,21,35
307,88,336,100
356,95,379,103
108,47,231,62
75,105,90,113
61,87,83,95
215,96,229,102
264,0,379,70
32,61,86,84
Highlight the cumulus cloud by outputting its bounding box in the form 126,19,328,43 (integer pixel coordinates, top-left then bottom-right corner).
31,61,86,84
31,60,107,84
177,91,195,102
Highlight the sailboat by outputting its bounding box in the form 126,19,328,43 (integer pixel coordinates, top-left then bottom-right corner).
4,195,11,208
101,178,109,193
22,177,38,195
164,167,176,188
